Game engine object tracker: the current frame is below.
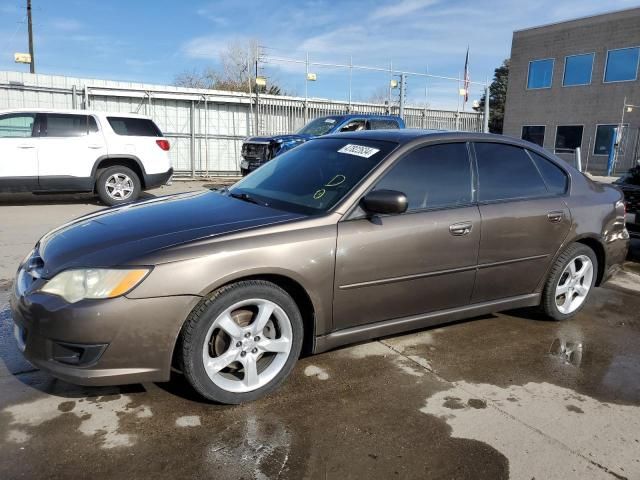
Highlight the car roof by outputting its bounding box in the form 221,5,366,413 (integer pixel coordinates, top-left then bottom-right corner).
322,129,528,146
0,108,152,119
319,114,402,120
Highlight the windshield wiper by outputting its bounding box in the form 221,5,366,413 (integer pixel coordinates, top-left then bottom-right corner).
229,191,265,206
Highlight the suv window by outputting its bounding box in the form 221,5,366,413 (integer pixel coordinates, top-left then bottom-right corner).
43,114,98,137
373,143,473,211
0,113,35,138
475,142,548,202
367,119,399,130
528,151,568,195
107,117,162,137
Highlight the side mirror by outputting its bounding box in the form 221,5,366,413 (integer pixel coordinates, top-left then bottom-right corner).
361,189,408,215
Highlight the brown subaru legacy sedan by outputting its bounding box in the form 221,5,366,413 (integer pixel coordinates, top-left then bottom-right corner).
11,130,629,404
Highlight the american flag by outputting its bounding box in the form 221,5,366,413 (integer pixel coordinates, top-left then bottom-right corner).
463,47,470,105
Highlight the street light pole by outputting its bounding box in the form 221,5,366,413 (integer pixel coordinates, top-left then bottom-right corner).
27,0,35,73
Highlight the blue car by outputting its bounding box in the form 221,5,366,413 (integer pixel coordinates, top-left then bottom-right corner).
240,114,404,175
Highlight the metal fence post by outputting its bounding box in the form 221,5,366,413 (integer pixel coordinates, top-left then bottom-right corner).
483,81,490,133
190,100,196,178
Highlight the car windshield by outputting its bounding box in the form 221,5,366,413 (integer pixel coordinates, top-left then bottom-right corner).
296,116,342,136
229,138,397,215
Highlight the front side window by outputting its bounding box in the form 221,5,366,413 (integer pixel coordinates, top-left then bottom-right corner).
563,53,594,86
593,124,628,156
521,125,545,147
475,142,548,202
527,59,554,89
373,143,473,211
43,114,98,137
604,47,640,83
555,126,583,151
230,138,397,214
339,120,366,132
107,117,162,136
0,113,35,138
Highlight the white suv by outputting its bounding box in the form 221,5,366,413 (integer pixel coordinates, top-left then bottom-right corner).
0,109,173,205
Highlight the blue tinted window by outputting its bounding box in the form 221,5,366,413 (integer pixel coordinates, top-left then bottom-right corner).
527,59,554,89
604,47,640,82
563,53,594,86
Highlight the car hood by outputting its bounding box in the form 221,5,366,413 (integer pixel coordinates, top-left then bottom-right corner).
244,134,314,143
36,190,304,278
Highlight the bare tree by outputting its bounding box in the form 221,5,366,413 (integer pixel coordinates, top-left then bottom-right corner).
364,86,390,105
174,39,284,95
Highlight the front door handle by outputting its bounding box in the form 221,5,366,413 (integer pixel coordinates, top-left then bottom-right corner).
547,211,564,223
18,144,35,149
88,145,103,149
449,221,473,236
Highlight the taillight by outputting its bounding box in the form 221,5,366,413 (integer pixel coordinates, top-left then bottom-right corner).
156,139,170,151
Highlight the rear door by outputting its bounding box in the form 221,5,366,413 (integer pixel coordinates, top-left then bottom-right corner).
0,112,38,189
37,113,105,189
471,142,571,303
334,142,480,329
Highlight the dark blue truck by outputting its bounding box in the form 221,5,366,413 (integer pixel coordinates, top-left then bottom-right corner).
240,114,405,175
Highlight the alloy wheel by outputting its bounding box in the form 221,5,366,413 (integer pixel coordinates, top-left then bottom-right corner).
555,254,594,314
105,173,134,201
201,298,293,393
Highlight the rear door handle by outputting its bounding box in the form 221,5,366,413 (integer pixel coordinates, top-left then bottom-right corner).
547,211,564,223
449,221,473,236
18,144,35,149
88,145,103,149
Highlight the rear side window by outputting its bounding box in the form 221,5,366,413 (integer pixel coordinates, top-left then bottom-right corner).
0,113,35,138
475,143,548,202
108,117,162,136
43,114,98,137
374,143,473,211
528,151,568,195
367,119,400,130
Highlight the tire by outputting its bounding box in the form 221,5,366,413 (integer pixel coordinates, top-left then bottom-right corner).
96,165,141,206
180,280,304,404
540,243,598,321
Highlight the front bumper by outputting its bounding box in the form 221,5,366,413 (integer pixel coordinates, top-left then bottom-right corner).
10,280,199,386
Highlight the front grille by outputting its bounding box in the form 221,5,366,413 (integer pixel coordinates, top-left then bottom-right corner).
241,143,268,160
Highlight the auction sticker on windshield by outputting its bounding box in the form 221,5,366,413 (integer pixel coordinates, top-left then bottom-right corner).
338,144,380,158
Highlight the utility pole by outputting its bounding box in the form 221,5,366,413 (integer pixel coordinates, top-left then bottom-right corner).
399,73,407,119
27,0,35,73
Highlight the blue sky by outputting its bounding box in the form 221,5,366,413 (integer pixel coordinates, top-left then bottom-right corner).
0,0,638,109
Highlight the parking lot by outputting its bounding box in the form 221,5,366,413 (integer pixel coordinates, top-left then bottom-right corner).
0,182,638,479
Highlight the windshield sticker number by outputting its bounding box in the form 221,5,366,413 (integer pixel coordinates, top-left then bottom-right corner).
338,144,380,158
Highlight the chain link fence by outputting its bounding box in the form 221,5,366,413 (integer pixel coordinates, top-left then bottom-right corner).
1,71,484,176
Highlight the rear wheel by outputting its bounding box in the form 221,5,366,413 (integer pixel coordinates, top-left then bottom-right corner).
96,165,141,206
541,243,598,321
180,280,303,404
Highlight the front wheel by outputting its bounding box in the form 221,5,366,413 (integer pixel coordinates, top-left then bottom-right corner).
180,281,303,404
540,243,598,321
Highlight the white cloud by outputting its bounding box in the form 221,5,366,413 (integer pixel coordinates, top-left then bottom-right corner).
370,0,440,20
50,18,82,32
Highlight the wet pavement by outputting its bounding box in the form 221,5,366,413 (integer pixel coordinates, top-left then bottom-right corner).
1,185,640,479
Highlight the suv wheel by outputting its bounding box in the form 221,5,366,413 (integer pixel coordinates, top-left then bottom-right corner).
180,280,303,404
541,243,598,321
96,166,141,206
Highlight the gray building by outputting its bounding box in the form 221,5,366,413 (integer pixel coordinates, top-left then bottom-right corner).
503,7,640,175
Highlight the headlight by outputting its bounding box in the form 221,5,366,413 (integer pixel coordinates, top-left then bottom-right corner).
39,268,150,303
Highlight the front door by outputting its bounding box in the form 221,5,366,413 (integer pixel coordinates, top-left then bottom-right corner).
471,142,571,303
0,112,38,190
333,142,480,330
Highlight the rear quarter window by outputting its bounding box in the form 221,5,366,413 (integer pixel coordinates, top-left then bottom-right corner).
527,151,568,195
367,119,400,130
107,117,163,137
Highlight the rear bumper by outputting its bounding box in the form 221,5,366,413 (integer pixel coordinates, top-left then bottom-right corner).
144,168,173,189
601,228,630,284
10,283,199,386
